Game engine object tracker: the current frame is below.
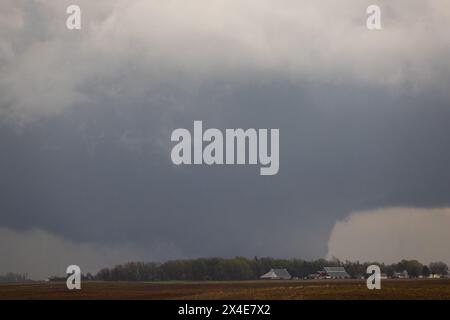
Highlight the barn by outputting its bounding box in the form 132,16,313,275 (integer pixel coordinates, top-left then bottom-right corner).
260,268,292,280
323,267,350,279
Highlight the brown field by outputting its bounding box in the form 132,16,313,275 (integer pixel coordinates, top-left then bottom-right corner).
1,279,450,300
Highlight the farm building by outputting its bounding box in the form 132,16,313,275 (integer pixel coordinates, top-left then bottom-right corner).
307,267,350,279
323,267,350,279
260,268,291,280
392,270,409,279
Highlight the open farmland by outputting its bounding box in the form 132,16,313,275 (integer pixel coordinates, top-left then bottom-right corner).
1,279,450,300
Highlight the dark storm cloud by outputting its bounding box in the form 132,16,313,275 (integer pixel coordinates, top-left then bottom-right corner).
3,79,450,260
1,0,450,276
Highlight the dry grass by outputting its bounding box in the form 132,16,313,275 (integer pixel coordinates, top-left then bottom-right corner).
1,279,450,300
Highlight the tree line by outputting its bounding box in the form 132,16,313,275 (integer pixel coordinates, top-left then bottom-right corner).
0,273,30,283
94,257,449,281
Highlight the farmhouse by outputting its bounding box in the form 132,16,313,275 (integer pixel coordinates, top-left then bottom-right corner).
260,268,291,280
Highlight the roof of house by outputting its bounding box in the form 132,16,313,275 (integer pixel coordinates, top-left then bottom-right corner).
260,268,291,279
323,267,350,278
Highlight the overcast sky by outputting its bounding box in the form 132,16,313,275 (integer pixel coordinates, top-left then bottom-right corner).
1,0,450,279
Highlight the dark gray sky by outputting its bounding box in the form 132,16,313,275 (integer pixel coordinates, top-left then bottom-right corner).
1,0,450,278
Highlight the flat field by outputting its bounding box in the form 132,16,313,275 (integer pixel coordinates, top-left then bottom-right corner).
1,279,450,300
